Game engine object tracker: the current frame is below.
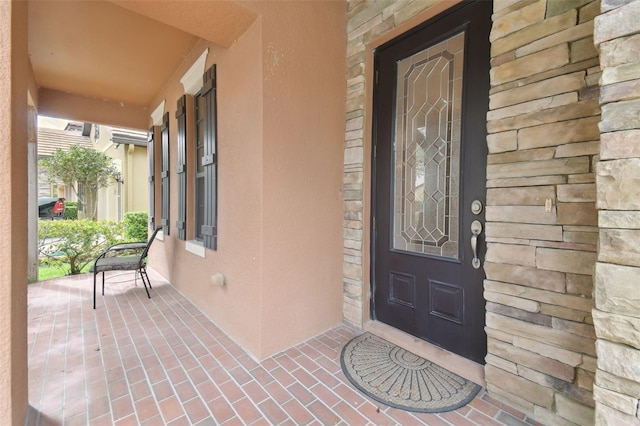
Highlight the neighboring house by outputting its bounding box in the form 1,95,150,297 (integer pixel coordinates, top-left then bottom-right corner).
37,125,93,201
2,1,640,425
91,124,148,222
37,120,147,222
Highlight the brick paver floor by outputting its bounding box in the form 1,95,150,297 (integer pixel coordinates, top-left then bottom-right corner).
26,269,542,425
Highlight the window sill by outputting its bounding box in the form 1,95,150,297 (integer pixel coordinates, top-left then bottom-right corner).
186,240,205,258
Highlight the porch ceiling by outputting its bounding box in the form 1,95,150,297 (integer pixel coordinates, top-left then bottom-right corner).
28,0,257,126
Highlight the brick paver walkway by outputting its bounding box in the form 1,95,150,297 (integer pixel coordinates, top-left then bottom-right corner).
26,269,541,425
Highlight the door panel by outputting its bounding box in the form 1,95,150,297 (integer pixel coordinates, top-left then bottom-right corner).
372,1,491,364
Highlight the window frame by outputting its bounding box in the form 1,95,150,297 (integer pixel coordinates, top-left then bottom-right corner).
147,126,156,229
176,96,187,240
197,65,218,250
194,92,206,243
160,112,170,235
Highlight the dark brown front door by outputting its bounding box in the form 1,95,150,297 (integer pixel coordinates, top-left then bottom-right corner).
372,1,491,364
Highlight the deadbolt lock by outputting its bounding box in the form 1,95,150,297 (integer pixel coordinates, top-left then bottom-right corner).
471,200,483,215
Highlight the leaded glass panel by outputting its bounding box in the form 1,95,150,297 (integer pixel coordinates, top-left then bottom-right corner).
393,31,464,259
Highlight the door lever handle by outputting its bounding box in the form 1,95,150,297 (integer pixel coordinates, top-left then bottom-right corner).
471,220,482,269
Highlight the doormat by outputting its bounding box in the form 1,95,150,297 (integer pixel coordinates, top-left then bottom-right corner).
340,333,481,413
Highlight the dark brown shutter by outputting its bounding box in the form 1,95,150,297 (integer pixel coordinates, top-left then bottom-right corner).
147,126,155,228
161,112,170,235
175,95,187,240
201,65,217,250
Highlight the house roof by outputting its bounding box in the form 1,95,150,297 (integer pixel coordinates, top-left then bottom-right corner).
37,128,93,157
110,127,148,147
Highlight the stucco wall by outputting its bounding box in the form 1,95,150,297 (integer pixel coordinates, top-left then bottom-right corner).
148,27,264,357
128,145,149,213
148,1,346,359
0,1,29,424
253,0,346,358
38,88,149,131
94,127,148,222
95,127,120,222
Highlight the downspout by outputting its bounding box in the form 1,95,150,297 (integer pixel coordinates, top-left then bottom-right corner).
127,144,135,216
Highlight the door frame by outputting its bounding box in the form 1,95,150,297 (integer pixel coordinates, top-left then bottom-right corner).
360,0,466,329
357,0,488,379
371,0,490,363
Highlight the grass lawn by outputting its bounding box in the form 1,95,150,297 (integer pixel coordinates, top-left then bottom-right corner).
38,264,90,281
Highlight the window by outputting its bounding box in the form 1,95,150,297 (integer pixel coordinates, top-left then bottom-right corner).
147,127,155,229
176,96,187,240
173,64,217,251
196,65,218,250
194,93,206,242
160,112,170,235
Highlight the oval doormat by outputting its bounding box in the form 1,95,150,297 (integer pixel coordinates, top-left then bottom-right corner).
340,333,481,413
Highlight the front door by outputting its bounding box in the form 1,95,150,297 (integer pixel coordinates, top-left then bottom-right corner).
372,1,491,364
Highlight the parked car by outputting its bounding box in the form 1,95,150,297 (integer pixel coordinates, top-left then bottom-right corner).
38,197,65,219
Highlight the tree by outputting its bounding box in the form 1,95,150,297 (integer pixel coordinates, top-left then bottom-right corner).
39,145,118,220
39,219,124,275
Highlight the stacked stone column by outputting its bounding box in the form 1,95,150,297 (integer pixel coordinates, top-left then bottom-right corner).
485,1,601,424
593,0,640,424
342,1,640,424
343,0,443,329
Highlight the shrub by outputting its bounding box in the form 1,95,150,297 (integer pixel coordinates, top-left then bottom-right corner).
123,211,149,242
38,219,124,275
65,201,78,220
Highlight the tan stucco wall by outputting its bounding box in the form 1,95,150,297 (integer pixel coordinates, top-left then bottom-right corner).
149,1,346,359
94,127,149,222
27,58,37,108
0,1,29,424
253,1,347,357
127,145,149,213
38,88,149,131
148,24,264,356
95,127,120,222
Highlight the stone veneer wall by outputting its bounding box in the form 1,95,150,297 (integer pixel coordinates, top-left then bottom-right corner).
343,0,603,424
592,0,640,424
343,0,447,328
485,1,601,424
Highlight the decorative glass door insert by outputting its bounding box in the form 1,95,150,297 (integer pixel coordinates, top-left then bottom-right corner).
393,31,464,259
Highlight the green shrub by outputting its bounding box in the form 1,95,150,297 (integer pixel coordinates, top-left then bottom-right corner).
64,201,78,220
38,219,124,275
123,211,149,242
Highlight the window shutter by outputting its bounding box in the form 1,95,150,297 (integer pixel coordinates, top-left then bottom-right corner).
161,112,170,235
201,65,217,250
147,127,155,229
175,95,187,240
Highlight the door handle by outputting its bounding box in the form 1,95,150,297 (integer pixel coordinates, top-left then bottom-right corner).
471,220,482,269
